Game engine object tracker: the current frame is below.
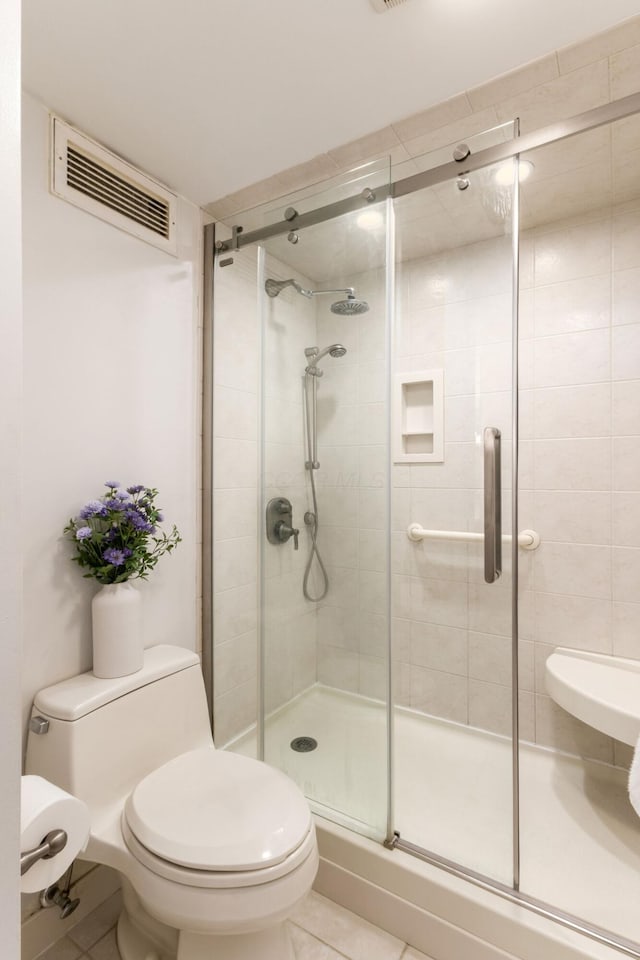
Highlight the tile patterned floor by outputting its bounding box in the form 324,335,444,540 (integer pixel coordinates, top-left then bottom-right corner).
35,889,435,960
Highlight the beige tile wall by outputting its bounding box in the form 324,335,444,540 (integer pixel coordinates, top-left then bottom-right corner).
521,200,640,766
212,247,320,745
388,196,638,766
307,188,640,769
262,259,319,715
389,229,525,737
206,15,640,222
314,266,389,699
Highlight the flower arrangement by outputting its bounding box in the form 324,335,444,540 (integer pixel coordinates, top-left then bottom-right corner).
64,482,181,584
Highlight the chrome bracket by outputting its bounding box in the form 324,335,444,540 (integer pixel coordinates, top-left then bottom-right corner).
215,223,244,254
453,142,471,162
384,830,400,850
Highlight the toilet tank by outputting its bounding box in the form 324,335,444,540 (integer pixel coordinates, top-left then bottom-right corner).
25,645,213,816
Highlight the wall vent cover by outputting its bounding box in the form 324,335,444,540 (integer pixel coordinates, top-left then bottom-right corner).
370,0,409,11
51,117,178,256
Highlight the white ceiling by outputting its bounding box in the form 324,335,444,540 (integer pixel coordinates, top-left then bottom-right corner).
22,0,640,207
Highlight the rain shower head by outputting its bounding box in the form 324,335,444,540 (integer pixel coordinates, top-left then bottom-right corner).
331,295,369,316
265,277,369,313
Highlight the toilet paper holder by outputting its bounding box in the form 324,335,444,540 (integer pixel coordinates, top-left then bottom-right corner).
20,828,67,876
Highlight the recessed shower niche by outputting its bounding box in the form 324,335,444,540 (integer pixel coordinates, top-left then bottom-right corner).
393,369,444,462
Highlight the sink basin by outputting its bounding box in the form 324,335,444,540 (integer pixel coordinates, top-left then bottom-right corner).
545,648,640,746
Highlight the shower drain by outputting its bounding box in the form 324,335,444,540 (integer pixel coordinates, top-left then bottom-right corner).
290,736,318,753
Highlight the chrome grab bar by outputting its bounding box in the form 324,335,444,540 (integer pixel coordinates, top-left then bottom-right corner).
20,829,68,876
483,427,502,584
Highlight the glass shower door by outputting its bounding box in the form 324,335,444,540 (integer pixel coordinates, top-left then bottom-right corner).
391,148,518,885
257,165,392,840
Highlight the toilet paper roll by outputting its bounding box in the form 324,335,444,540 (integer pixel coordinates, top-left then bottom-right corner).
21,775,91,893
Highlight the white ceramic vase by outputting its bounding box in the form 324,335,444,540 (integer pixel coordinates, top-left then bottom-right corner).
91,582,143,679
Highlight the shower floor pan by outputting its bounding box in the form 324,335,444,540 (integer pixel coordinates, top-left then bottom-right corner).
232,684,640,949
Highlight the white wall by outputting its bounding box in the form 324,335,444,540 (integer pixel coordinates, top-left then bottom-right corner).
0,0,22,954
21,94,202,735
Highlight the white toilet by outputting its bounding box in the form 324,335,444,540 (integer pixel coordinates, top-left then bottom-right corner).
25,645,318,960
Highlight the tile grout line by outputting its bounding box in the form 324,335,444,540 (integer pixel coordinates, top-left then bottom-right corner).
287,918,356,959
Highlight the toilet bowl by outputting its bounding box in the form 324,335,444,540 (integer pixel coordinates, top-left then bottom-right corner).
25,645,319,959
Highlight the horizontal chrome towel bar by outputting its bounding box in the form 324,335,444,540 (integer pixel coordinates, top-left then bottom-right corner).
407,524,540,550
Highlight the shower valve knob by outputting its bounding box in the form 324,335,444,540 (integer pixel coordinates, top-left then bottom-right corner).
275,521,299,549
266,497,299,549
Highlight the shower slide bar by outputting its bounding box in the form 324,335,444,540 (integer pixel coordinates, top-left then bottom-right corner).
406,523,540,550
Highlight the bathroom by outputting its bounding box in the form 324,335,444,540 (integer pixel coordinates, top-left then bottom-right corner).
6,1,640,958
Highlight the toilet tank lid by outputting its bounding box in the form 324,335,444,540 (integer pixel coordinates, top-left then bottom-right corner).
33,645,200,721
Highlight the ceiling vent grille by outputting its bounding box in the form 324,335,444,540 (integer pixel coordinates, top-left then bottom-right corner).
51,117,178,256
370,0,409,11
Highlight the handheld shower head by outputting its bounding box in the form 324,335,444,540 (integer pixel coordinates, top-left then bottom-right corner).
305,343,347,369
328,344,347,358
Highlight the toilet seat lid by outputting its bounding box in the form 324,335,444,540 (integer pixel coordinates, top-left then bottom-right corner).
124,747,311,871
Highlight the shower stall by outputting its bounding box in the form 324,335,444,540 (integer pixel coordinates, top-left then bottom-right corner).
206,92,640,957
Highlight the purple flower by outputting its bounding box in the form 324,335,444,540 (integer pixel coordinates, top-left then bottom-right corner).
75,526,92,540
103,548,127,566
127,484,146,494
104,481,120,489
106,499,126,512
79,500,106,519
115,490,130,500
125,509,153,532
156,512,164,522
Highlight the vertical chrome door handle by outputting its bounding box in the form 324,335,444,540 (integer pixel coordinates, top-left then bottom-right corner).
483,427,502,584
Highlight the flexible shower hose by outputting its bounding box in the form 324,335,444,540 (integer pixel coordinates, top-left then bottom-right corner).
303,466,329,602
